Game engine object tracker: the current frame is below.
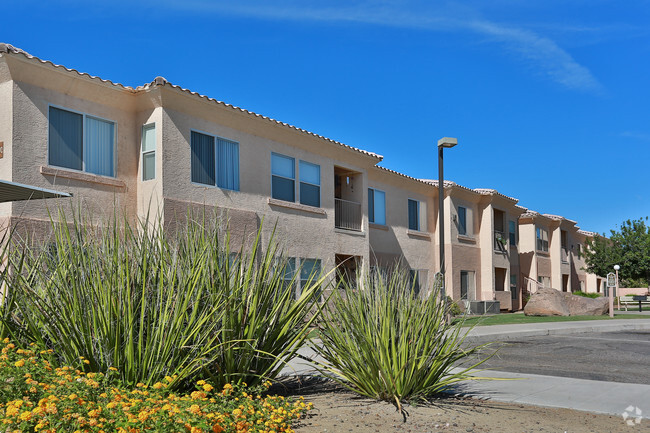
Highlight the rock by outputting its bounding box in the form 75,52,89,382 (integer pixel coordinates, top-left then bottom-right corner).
563,293,608,315
524,287,570,316
524,287,609,316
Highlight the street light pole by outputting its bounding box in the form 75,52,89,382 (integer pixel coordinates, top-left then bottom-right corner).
437,137,458,298
614,264,620,312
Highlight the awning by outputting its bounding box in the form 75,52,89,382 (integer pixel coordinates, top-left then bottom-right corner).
0,179,72,203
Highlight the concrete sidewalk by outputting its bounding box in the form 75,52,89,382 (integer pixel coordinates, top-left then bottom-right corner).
464,317,650,342
282,319,650,420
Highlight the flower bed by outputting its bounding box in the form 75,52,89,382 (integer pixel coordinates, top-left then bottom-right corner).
0,340,311,432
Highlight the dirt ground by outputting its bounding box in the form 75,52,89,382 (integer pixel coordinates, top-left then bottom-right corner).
274,378,647,433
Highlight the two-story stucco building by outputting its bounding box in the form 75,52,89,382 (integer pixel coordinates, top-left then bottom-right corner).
0,43,604,309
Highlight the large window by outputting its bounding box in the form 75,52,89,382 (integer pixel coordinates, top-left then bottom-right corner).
509,220,517,246
271,154,321,207
141,124,156,181
460,270,475,300
536,227,549,252
190,131,239,190
368,188,386,225
408,199,420,231
299,161,320,207
49,106,115,177
458,206,467,235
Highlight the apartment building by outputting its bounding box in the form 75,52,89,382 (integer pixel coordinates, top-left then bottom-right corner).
0,43,603,309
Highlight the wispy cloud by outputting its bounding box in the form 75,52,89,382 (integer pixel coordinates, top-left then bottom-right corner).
620,131,650,142
161,1,603,93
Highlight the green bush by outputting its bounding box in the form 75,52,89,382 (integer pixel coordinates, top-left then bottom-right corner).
1,208,324,389
310,268,490,414
572,291,601,299
446,296,463,316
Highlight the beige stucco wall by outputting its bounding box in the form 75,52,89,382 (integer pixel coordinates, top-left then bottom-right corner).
157,88,376,274
367,169,436,286
4,55,139,223
0,78,12,218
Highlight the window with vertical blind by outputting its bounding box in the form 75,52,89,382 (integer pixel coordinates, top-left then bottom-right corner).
408,199,419,231
536,227,549,252
509,220,517,246
141,124,156,181
48,106,115,177
190,130,239,190
368,188,386,225
458,206,467,235
271,154,321,207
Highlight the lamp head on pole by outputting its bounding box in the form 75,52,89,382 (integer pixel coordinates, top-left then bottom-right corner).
438,137,458,148
614,265,620,271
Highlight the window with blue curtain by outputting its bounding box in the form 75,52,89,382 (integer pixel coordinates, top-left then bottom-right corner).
191,131,215,185
216,137,239,190
299,160,320,207
368,188,386,225
408,199,419,231
458,206,467,235
48,106,115,176
271,153,295,202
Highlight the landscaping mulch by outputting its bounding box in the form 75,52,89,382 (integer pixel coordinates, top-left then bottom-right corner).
274,377,644,433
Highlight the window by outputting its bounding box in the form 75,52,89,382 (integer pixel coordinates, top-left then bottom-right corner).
368,188,386,225
576,244,582,259
460,270,475,300
537,276,551,288
300,258,322,300
509,220,517,246
408,199,420,231
458,206,467,235
141,124,156,181
271,154,321,207
281,258,297,295
190,131,239,190
409,269,428,297
49,106,115,177
299,161,320,207
536,227,549,252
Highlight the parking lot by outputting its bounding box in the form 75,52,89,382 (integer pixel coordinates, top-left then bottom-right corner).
471,330,650,384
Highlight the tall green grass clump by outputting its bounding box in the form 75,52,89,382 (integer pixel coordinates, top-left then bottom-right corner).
311,269,489,414
0,208,324,389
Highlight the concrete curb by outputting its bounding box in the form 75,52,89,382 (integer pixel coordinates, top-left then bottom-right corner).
463,319,650,342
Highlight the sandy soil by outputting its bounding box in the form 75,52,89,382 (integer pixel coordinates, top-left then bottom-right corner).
274,378,646,433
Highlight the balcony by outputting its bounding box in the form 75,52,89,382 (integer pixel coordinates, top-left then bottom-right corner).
335,198,361,231
494,230,508,252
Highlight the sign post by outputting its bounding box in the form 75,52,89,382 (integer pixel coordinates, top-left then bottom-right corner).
607,272,616,318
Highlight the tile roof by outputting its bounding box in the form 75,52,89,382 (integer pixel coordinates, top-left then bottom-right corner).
543,214,578,224
0,43,383,161
578,229,598,237
473,188,519,202
0,43,136,91
374,166,436,186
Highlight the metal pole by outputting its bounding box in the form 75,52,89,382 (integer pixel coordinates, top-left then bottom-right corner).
615,268,620,311
438,145,445,287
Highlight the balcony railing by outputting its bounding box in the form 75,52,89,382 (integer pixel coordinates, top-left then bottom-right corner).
561,248,569,263
335,198,362,231
494,230,508,252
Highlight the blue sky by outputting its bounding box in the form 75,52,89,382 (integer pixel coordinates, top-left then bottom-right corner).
3,0,649,234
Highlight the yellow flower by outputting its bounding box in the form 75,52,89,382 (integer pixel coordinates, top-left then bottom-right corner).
14,360,25,368
152,382,163,390
202,383,214,392
19,411,32,421
138,410,149,421
188,404,201,415
232,408,242,417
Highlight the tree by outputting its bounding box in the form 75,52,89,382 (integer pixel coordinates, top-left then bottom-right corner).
584,217,650,287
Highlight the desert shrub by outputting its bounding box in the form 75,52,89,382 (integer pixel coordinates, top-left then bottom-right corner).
0,339,311,432
0,208,324,388
446,296,463,316
311,268,490,414
573,291,601,299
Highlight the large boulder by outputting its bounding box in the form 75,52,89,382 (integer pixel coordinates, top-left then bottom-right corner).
524,287,570,316
524,287,609,316
564,293,609,316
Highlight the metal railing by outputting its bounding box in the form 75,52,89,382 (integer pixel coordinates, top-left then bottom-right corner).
524,276,545,294
494,230,508,252
561,248,569,263
335,198,362,231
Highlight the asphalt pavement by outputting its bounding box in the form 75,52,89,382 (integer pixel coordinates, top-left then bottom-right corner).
281,317,650,421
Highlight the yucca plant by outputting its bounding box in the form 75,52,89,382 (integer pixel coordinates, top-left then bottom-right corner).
311,268,490,415
0,207,325,389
